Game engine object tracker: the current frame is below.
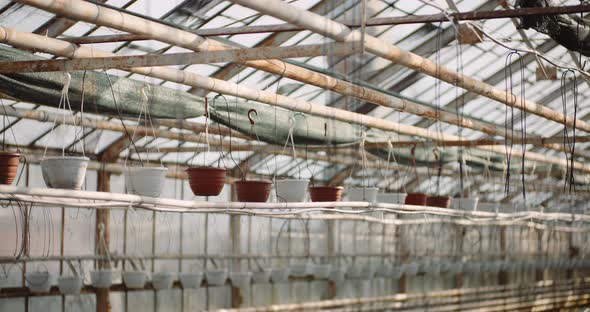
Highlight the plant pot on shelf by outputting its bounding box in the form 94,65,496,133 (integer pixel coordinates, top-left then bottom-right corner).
234,180,272,202
25,272,52,293
452,197,479,211
252,269,272,284
329,266,346,282
57,275,83,295
427,195,452,208
179,272,203,289
405,193,427,206
289,264,310,277
346,265,363,279
90,270,113,288
347,187,379,202
0,152,20,185
270,267,290,283
205,269,228,286
478,202,498,213
311,264,332,279
229,272,252,289
152,272,175,290
186,166,226,196
377,192,407,205
309,186,344,202
41,156,89,190
275,179,309,202
122,271,147,289
125,166,168,197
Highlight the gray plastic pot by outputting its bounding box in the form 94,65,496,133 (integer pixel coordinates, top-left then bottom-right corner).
26,272,52,293
329,267,346,282
348,187,379,202
252,269,271,284
270,267,290,283
125,166,168,197
90,270,113,288
152,272,175,290
311,264,332,279
230,272,252,289
452,197,479,211
41,156,89,190
58,275,83,295
180,272,203,289
289,264,310,277
275,179,309,202
205,269,228,286
122,271,147,289
377,193,407,205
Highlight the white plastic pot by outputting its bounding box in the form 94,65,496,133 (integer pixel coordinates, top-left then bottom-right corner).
230,272,252,289
377,193,407,205
179,272,203,289
252,269,271,284
26,272,52,293
478,202,499,213
205,269,228,286
152,272,175,290
270,267,290,283
90,270,113,288
347,187,379,202
310,264,332,279
329,267,346,282
289,264,309,277
452,197,479,211
58,276,83,295
275,179,309,202
122,271,147,289
41,156,89,190
125,167,168,197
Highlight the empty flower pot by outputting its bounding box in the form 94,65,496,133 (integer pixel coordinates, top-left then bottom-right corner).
346,265,363,279
122,271,147,289
311,264,332,279
234,180,272,202
186,166,226,196
478,202,499,213
290,264,310,277
205,269,228,286
427,195,451,208
57,275,83,295
452,197,479,211
275,179,309,202
125,166,168,197
229,272,252,289
179,272,203,289
41,156,89,190
377,193,407,205
252,269,272,284
26,272,52,293
152,272,175,290
90,270,113,288
270,267,290,283
0,152,20,185
329,267,347,282
405,193,427,206
309,186,344,202
347,187,379,202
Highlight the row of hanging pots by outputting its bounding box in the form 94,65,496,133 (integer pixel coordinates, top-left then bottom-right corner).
404,193,479,210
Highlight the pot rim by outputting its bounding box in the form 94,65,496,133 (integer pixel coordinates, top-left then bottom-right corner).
42,156,90,161
407,192,426,196
378,192,407,195
234,179,272,185
125,166,168,172
428,195,451,200
349,187,379,191
275,178,309,182
309,186,344,190
185,166,226,172
0,151,21,157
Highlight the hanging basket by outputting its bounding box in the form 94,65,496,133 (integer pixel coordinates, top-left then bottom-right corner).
186,166,226,196
41,156,89,190
347,187,379,202
122,271,147,289
234,180,272,202
275,179,309,202
289,263,310,277
57,275,83,295
310,264,332,279
179,272,203,289
0,152,20,185
427,195,451,208
451,197,479,211
125,167,168,197
377,192,407,205
90,270,113,288
229,272,252,289
329,267,346,282
270,267,290,283
205,269,228,286
25,272,52,293
152,272,175,290
252,269,271,284
405,193,427,206
309,186,344,202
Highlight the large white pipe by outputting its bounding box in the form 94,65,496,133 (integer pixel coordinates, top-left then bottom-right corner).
229,0,590,134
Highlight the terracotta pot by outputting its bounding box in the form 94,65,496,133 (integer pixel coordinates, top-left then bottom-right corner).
405,193,427,206
0,152,20,185
427,195,451,208
234,180,272,202
186,166,226,196
309,186,344,202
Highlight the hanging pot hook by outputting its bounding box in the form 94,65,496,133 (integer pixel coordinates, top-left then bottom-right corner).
247,109,257,125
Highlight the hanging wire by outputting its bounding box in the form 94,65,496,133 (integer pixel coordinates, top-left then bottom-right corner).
561,70,578,193
503,51,521,196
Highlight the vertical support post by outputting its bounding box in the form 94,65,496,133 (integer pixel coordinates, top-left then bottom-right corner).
454,224,464,289
498,226,508,285
325,219,336,299
230,182,243,308
96,169,111,312
535,228,544,282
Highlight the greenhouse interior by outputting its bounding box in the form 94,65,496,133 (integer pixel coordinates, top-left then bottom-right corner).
1,0,590,311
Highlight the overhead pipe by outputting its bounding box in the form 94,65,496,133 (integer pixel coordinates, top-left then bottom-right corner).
229,0,590,134
12,0,572,158
0,27,588,173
